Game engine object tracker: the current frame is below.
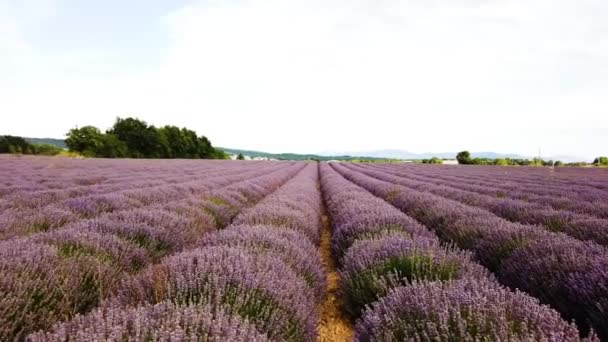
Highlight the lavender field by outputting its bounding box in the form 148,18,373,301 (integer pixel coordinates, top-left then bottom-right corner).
1,155,607,341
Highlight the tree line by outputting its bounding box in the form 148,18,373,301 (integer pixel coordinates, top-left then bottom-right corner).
593,157,608,166
0,136,63,156
456,150,562,166
65,117,227,159
456,150,608,167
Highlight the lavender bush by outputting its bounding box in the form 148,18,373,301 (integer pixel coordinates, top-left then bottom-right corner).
233,164,322,244
355,278,584,342
348,163,608,246
500,236,608,338
0,240,121,340
28,301,270,342
340,235,489,317
115,246,316,341
201,225,326,300
0,159,306,340
332,162,608,337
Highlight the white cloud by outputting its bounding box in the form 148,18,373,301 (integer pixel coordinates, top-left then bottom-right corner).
1,0,607,158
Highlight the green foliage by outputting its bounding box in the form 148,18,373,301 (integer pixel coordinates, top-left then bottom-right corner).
237,153,245,160
422,157,443,164
456,151,471,164
593,156,608,166
1,136,63,156
61,117,225,159
0,136,33,154
344,254,459,316
65,126,104,157
96,134,128,158
566,162,588,167
494,158,508,166
32,144,63,156
454,150,570,167
107,118,160,158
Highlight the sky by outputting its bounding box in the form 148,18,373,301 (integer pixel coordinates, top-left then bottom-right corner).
1,0,607,160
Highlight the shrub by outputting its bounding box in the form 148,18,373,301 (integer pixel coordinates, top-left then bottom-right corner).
31,228,149,271
28,301,269,342
355,278,582,342
339,236,488,317
115,246,316,341
0,241,121,340
200,225,326,300
456,150,471,164
499,236,608,338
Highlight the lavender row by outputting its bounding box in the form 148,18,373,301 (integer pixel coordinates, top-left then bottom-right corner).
421,163,608,189
1,163,303,340
402,163,608,199
0,156,249,198
0,159,261,208
348,163,608,246
1,167,215,211
29,302,269,342
319,163,585,341
31,163,324,341
403,162,608,198
0,162,291,240
378,163,608,216
333,162,608,338
0,160,273,213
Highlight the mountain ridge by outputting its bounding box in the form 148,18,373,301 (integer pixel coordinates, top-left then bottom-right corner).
317,149,528,160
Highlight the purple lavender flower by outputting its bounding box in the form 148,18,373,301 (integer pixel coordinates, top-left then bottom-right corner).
28,301,270,342
0,240,123,340
340,235,489,317
500,236,608,338
115,246,317,341
355,278,583,342
31,227,150,271
201,224,326,300
329,161,608,337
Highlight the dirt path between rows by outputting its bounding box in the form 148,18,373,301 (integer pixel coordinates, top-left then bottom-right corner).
317,214,353,342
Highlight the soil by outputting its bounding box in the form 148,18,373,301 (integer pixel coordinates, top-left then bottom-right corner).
317,214,354,342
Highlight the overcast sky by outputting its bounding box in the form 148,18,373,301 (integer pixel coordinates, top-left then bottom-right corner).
1,0,607,159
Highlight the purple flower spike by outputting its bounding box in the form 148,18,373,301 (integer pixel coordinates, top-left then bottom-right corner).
356,278,583,342
201,224,326,300
115,246,317,342
28,301,270,342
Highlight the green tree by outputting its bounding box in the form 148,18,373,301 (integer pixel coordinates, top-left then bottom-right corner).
211,149,229,159
107,117,162,158
159,125,185,158
32,143,62,156
422,157,442,164
0,136,33,154
62,116,225,160
494,158,509,166
554,160,563,167
456,151,471,164
593,157,608,165
197,136,215,158
237,153,245,160
65,126,104,156
96,134,128,158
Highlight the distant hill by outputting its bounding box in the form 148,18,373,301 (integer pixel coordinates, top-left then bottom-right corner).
318,149,528,160
219,147,397,161
25,137,67,149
